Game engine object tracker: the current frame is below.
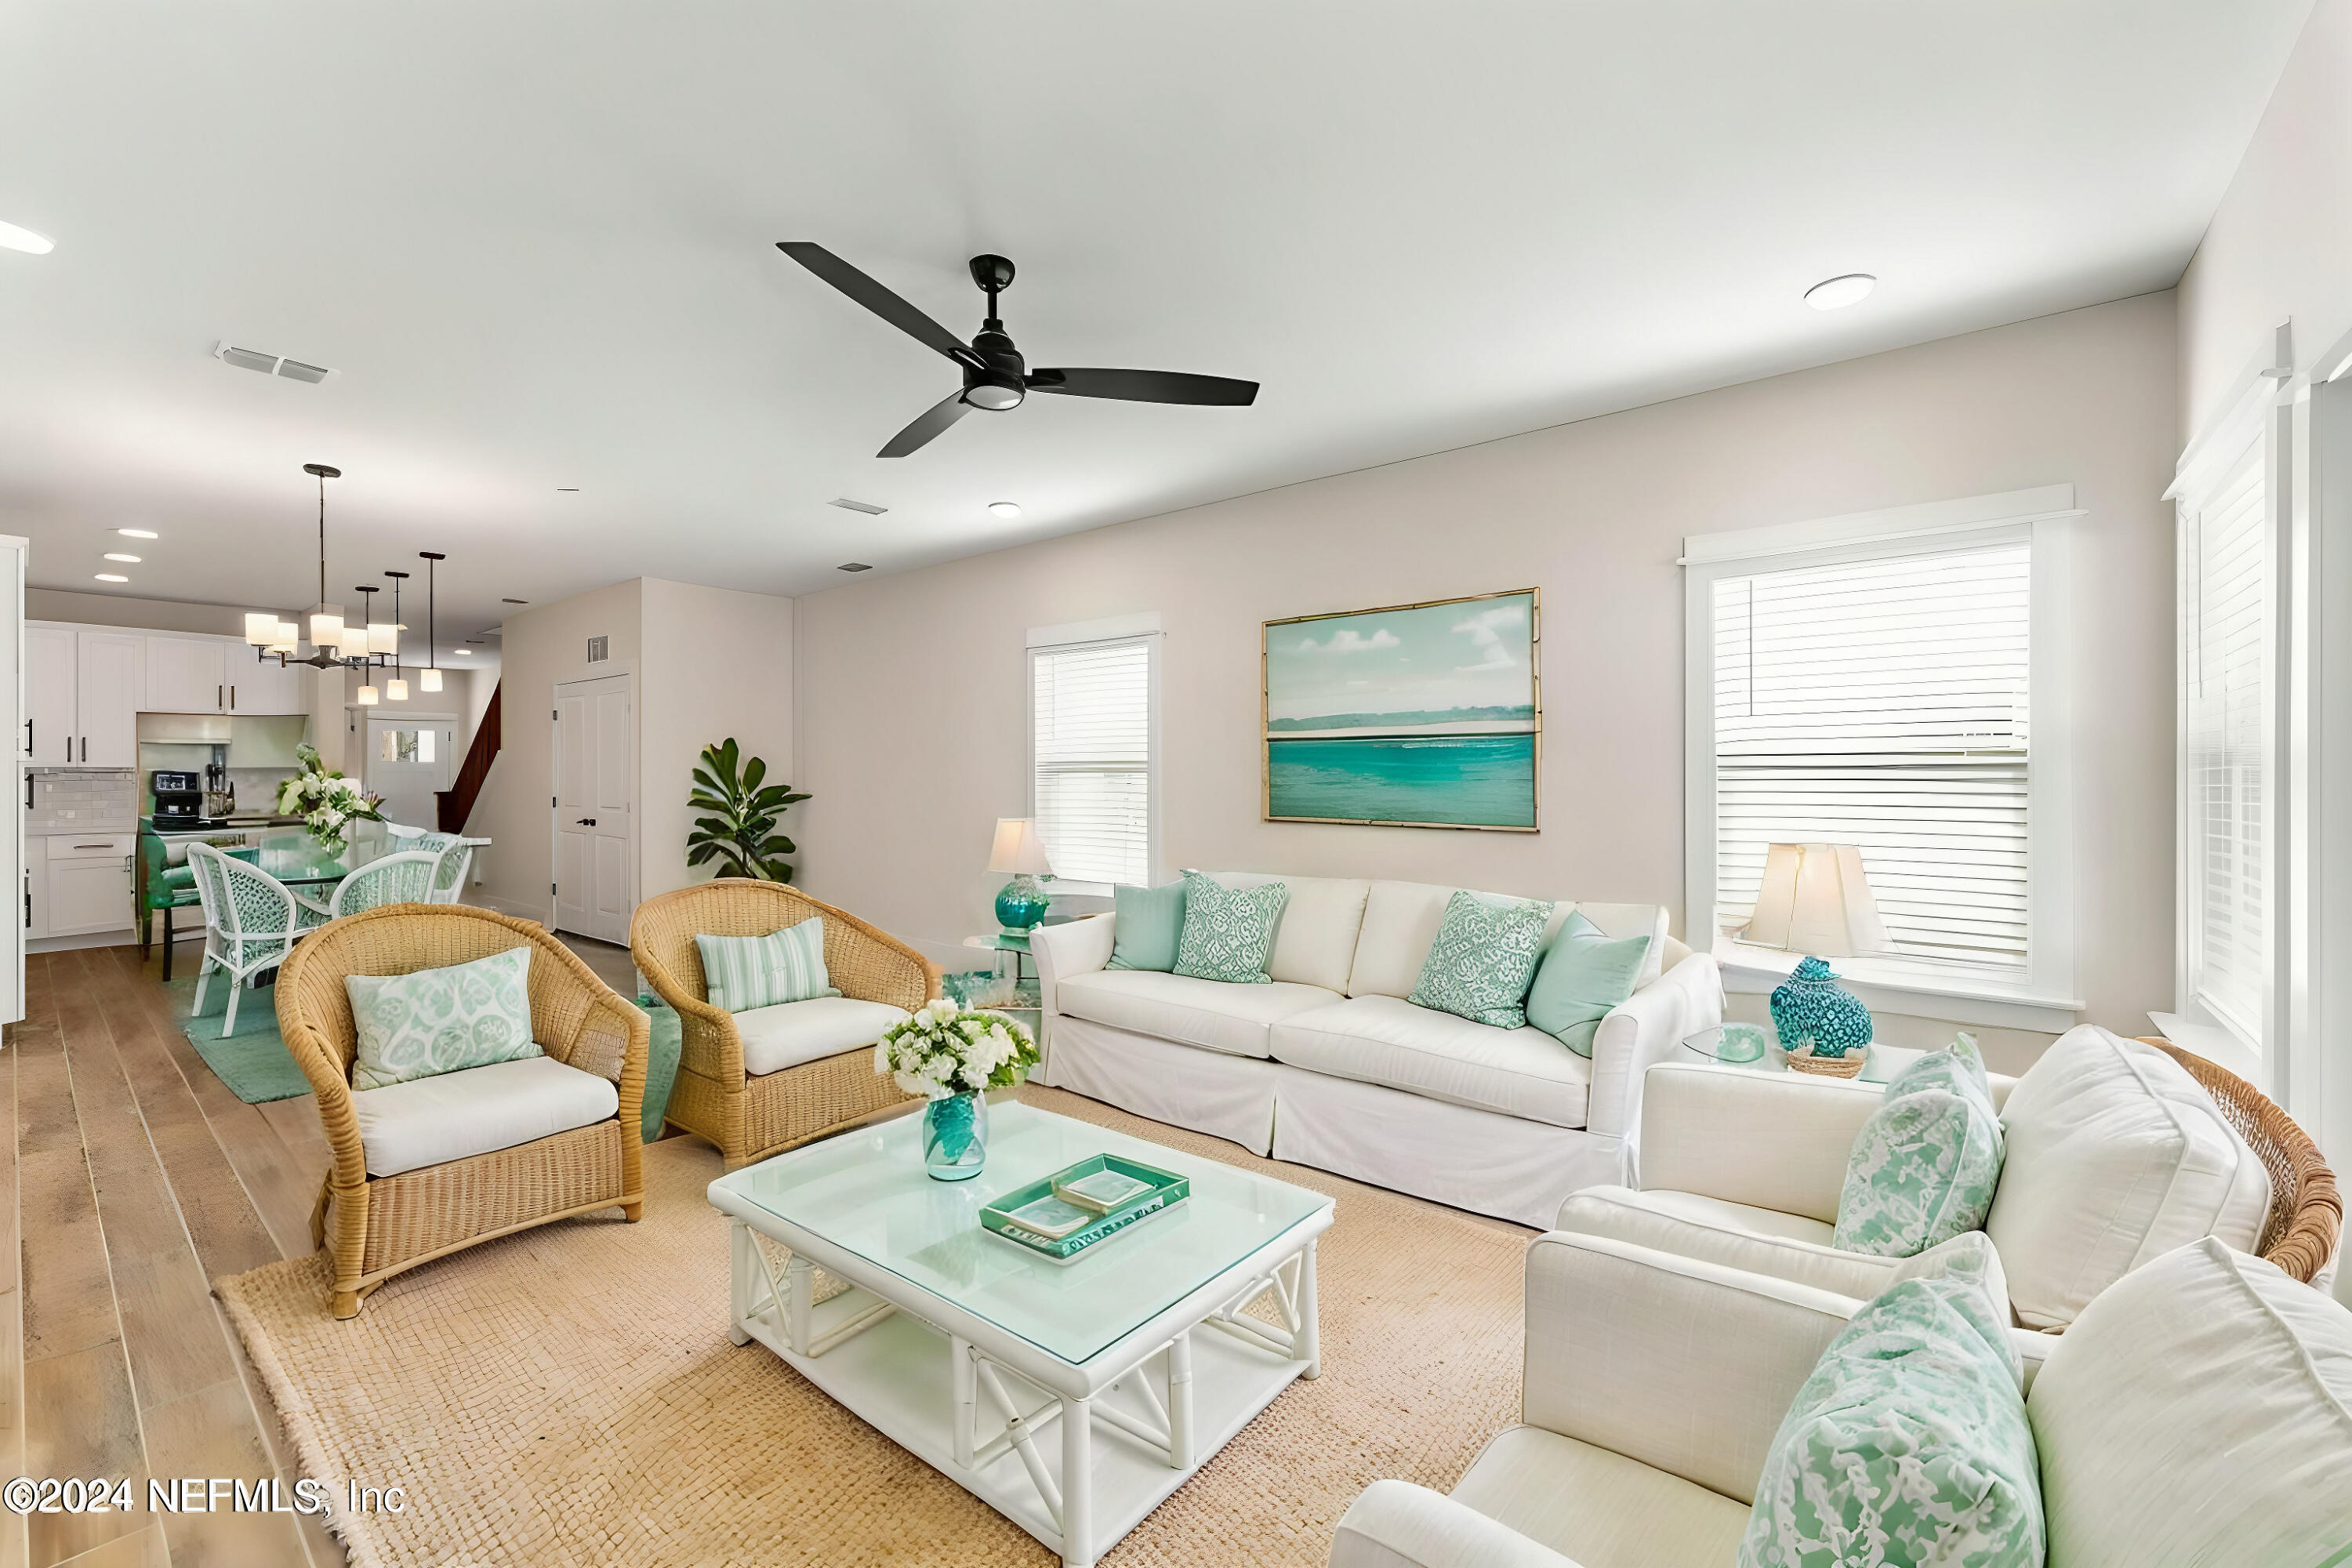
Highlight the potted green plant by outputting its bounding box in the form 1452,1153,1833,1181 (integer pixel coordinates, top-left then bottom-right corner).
685,739,809,883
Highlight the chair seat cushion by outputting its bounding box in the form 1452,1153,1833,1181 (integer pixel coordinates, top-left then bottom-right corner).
1450,1425,1751,1568
1269,995,1590,1128
736,996,913,1076
1055,970,1341,1059
354,1054,619,1178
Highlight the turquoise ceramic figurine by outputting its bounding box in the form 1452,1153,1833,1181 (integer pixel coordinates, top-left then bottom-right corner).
1770,956,1874,1057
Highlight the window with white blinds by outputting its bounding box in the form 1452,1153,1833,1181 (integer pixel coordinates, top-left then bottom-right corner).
1030,636,1155,887
1711,538,2032,975
2183,438,2268,1040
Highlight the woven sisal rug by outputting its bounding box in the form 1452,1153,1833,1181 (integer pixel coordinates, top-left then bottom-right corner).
217,1086,1531,1567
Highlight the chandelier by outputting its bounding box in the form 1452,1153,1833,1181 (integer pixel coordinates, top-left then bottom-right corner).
241,462,454,706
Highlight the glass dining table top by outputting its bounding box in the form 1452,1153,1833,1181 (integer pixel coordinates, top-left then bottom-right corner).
713,1101,1333,1364
248,833,356,886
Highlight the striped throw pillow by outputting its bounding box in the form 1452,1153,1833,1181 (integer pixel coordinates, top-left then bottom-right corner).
695,917,839,1013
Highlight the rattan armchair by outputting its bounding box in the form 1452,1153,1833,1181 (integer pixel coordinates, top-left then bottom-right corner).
2139,1037,2343,1283
277,904,648,1318
631,880,938,1170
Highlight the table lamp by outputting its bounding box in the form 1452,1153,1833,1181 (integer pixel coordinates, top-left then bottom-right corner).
988,818,1054,936
1738,842,1890,1069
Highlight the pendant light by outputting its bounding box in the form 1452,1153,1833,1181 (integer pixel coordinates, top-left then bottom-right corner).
353,585,381,704
303,463,345,649
418,552,445,692
384,569,410,701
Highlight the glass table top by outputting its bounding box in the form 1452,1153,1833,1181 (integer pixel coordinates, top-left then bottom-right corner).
713,1102,1333,1365
1681,1025,1922,1083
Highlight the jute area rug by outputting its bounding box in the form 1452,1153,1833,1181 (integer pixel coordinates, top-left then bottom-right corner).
218,1086,1532,1567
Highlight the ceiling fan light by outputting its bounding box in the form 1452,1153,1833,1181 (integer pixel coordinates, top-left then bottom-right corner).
356,684,379,706
244,612,280,645
964,379,1023,412
385,678,409,702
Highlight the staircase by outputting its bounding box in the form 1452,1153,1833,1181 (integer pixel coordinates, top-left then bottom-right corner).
437,681,501,833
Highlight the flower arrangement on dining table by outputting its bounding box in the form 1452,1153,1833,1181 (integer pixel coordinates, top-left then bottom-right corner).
275,742,387,855
874,1000,1038,1178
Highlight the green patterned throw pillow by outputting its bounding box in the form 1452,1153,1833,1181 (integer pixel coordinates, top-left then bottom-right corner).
695,916,839,1013
1833,1034,2005,1258
1409,891,1556,1029
1741,1262,2040,1568
1171,870,1287,985
345,946,543,1091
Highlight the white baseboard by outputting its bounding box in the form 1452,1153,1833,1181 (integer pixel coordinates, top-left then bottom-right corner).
31,929,137,954
471,893,552,924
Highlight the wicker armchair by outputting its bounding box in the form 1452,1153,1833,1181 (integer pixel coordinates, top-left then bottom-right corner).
631,880,938,1170
277,904,648,1318
2139,1038,2343,1283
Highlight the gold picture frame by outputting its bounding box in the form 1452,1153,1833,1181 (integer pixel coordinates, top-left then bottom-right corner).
1262,587,1541,832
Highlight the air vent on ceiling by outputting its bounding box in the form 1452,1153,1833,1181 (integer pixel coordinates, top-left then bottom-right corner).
213,341,336,383
829,497,887,516
837,562,873,573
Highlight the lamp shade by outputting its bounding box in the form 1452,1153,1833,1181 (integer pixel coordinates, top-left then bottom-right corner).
356,684,379,706
308,609,344,646
244,612,280,645
1738,843,1891,958
987,818,1054,876
366,621,398,655
419,667,443,692
338,626,370,659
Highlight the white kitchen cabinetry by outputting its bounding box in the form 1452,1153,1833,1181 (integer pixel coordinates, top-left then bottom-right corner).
76,633,142,765
42,835,134,938
24,626,73,764
228,648,307,715
145,634,229,714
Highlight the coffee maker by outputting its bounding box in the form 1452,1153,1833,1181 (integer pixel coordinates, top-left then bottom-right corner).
151,770,204,825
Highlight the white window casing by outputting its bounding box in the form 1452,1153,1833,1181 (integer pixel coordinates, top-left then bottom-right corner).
1027,619,1160,894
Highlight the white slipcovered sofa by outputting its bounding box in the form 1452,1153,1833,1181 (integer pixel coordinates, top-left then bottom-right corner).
1032,875,1722,1226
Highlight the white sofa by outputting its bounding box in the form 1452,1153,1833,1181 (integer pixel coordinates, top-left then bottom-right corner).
1031,874,1722,1227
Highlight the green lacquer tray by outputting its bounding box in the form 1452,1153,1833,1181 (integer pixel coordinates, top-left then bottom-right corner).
980,1154,1190,1265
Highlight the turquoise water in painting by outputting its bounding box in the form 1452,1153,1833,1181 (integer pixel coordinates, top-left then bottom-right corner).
1267,735,1535,827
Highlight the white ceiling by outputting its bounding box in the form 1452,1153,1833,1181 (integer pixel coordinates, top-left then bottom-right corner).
0,1,2313,644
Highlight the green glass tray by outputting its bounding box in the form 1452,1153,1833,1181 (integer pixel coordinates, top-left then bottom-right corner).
980,1153,1190,1264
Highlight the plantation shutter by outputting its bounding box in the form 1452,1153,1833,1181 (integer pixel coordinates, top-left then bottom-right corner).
1031,637,1153,886
2185,439,2268,1038
1712,538,2031,974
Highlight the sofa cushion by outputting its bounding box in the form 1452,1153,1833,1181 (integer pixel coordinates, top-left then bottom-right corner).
1107,880,1186,971
1449,1424,1751,1568
1987,1025,2270,1329
695,916,837,1012
1832,1035,2005,1258
345,946,543,1091
1269,995,1590,1127
737,996,913,1076
1203,872,1370,992
1173,870,1287,984
1525,911,1652,1056
1410,891,1556,1029
1056,969,1341,1059
2027,1236,2352,1567
1567,902,1671,991
353,1054,619,1178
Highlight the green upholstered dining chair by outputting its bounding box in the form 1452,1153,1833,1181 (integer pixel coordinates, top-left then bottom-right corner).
139,833,257,982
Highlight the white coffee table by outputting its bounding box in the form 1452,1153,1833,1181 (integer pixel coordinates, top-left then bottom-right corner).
706,1101,1335,1566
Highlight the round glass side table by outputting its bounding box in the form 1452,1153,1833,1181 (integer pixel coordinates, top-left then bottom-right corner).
1680,1022,1773,1067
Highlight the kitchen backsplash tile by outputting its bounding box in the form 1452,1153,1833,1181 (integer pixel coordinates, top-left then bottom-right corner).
29,768,138,832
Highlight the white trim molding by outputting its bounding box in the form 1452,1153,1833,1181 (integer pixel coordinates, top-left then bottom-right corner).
1681,484,2080,566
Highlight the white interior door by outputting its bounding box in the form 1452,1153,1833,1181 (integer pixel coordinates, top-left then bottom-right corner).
553,674,632,942
364,714,456,833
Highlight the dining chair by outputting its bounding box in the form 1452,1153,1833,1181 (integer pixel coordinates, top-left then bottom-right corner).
328,849,441,917
186,842,328,1036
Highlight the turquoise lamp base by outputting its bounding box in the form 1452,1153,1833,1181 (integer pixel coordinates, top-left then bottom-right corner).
994,873,1050,937
1769,956,1873,1058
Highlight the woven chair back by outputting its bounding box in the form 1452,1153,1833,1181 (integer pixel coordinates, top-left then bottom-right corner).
2144,1039,2343,1283
331,850,441,918
188,841,299,942
427,839,474,901
278,905,629,1082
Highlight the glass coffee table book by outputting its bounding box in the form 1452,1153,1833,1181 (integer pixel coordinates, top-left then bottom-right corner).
706,1102,1335,1568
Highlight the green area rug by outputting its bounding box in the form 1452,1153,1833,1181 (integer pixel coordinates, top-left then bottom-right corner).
169,973,684,1138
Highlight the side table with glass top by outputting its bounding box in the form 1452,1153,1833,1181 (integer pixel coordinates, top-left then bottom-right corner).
1680,1024,1924,1084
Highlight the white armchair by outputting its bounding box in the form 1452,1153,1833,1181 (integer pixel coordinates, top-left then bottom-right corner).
1330,1232,1857,1568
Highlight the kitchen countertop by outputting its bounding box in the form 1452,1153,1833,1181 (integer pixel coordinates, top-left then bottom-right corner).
140,815,310,833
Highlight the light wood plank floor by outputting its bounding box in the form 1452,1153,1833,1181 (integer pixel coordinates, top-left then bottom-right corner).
0,934,643,1568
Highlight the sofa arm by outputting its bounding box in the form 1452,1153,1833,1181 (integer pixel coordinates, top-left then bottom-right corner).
1522,1232,1858,1504
1330,1481,1584,1568
1584,952,1723,1145
1636,1063,1886,1224
1033,912,1113,1018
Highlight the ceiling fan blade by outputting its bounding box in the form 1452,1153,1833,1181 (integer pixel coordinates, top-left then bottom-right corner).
776,242,979,367
877,390,971,458
1025,368,1258,406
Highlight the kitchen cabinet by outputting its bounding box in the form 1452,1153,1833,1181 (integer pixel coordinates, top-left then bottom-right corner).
37,835,134,938
76,633,142,764
24,626,73,764
229,648,308,715
146,634,230,713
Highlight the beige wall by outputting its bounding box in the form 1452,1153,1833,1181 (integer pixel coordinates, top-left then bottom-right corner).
639,579,794,900
795,293,2180,1040
2180,0,2352,431
25,586,270,636
468,579,643,916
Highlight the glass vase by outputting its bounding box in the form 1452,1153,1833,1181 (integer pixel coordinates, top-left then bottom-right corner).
922,1091,989,1181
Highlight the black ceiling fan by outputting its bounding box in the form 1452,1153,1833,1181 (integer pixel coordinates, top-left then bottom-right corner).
777,242,1260,458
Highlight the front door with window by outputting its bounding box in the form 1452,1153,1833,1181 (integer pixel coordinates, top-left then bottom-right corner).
365,714,456,833
554,674,633,942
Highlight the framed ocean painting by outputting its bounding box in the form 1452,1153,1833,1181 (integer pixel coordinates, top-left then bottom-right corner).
1263,588,1541,830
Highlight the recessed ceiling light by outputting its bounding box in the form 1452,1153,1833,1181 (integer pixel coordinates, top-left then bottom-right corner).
829,497,887,516
103,553,140,563
453,649,473,656
987,501,1022,519
0,221,54,256
837,562,873,573
117,528,158,539
94,573,128,583
1804,274,1877,311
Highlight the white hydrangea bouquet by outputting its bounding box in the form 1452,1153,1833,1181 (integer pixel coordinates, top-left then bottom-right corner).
275,741,386,854
876,1001,1038,1178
